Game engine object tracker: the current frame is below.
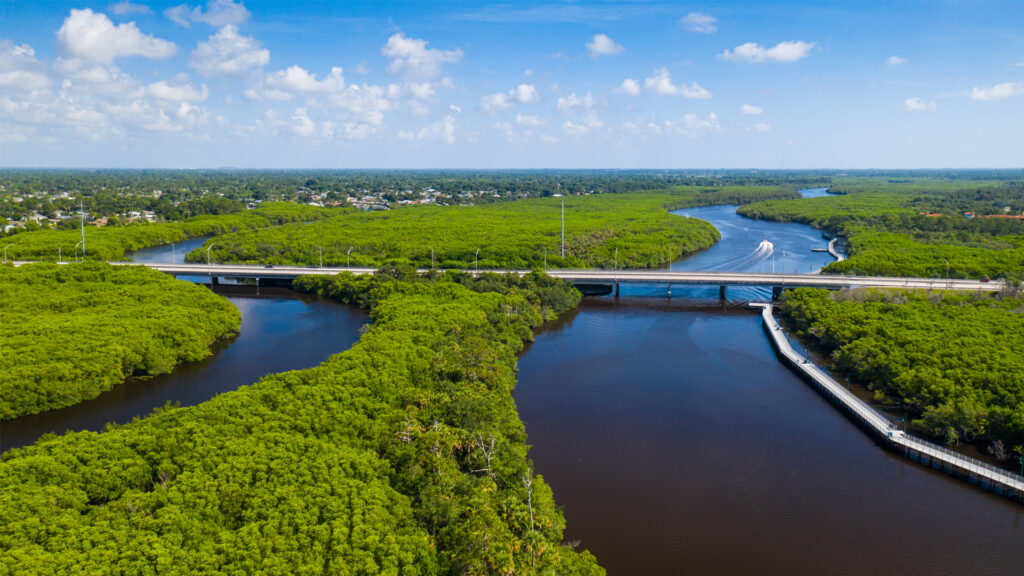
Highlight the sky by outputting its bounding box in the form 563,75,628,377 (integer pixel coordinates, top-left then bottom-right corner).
0,0,1022,169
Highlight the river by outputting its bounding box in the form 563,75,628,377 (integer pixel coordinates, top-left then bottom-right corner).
0,241,367,452
4,194,1021,573
515,189,1024,574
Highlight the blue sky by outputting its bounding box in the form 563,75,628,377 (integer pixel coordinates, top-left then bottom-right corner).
1,0,1022,168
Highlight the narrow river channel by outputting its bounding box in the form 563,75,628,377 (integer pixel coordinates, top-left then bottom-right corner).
0,241,368,452
516,189,1024,575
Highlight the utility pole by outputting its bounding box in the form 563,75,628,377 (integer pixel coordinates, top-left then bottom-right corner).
80,198,86,258
560,198,565,259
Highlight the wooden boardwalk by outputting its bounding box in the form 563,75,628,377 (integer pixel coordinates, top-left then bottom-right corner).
757,303,1024,502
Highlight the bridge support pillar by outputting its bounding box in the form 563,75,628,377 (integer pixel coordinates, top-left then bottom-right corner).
667,284,672,299
719,285,727,300
211,276,220,286
614,283,620,298
772,286,783,300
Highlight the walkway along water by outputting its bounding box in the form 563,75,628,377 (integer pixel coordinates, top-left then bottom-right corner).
758,302,1024,502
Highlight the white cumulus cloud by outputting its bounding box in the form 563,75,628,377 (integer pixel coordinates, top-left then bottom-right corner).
146,77,208,102
680,13,717,34
586,34,623,58
886,56,907,66
643,68,712,99
740,104,763,115
515,113,542,126
753,122,771,132
57,9,177,64
481,83,538,113
617,78,640,95
189,25,269,77
266,65,346,94
718,41,815,63
0,41,52,93
166,0,250,28
556,92,594,112
382,33,462,79
969,82,1024,101
904,97,937,111
563,112,602,135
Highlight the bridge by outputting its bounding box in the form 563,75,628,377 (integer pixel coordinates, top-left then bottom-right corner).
124,262,1006,294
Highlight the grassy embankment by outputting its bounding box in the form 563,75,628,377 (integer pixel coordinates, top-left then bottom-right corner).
2,202,334,262
0,262,240,420
185,187,799,269
0,269,606,575
737,178,1024,280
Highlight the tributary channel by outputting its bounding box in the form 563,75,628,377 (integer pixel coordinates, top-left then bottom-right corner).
0,239,368,452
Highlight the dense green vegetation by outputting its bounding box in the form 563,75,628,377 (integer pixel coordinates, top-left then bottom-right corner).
2,202,332,262
0,269,605,575
186,187,798,269
0,262,240,420
780,287,1024,456
738,179,1024,279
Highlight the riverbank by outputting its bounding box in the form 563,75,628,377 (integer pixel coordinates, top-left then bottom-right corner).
760,302,1024,501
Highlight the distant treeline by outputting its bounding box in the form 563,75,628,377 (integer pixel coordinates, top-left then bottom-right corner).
0,262,239,420
780,287,1024,457
0,269,605,575
2,202,332,262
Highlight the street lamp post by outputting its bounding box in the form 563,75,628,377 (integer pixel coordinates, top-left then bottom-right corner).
3,244,12,264
543,247,547,271
315,244,323,268
475,248,480,272
58,247,62,262
347,246,353,268
944,258,950,288
430,246,434,269
74,241,83,262
206,243,217,265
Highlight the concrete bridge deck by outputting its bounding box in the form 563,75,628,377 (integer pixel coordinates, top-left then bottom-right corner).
122,262,1005,292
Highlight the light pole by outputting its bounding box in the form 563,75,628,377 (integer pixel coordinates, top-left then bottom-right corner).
430,246,434,269
58,247,62,262
315,244,323,268
206,243,216,266
944,258,950,287
560,198,565,258
3,244,11,264
74,241,83,262
543,247,547,270
347,246,353,268
614,247,618,272
475,248,480,272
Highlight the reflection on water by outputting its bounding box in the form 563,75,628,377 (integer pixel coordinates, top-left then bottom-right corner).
517,300,1023,575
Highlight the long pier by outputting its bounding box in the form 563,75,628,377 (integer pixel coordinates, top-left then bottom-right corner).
119,262,1004,292
827,238,844,262
758,303,1024,502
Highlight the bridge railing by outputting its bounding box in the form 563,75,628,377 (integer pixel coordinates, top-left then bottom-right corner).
897,433,1024,487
